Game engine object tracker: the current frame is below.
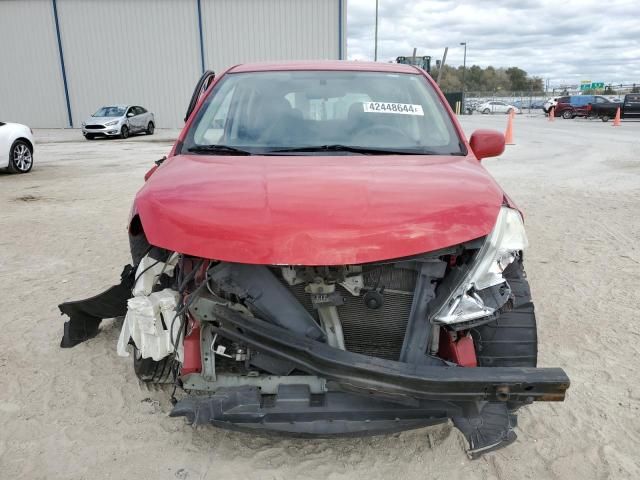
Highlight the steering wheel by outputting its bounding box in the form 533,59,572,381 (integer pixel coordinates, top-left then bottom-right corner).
352,124,412,144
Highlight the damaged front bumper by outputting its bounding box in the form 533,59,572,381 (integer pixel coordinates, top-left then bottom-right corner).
166,294,569,456
58,268,570,458
189,295,569,405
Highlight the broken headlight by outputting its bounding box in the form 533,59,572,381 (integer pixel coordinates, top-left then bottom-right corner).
434,207,528,325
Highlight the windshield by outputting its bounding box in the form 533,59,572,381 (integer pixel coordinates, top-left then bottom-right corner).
93,106,125,117
183,71,463,155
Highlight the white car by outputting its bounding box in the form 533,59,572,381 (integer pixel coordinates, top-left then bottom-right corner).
477,101,520,114
0,122,35,174
81,105,155,140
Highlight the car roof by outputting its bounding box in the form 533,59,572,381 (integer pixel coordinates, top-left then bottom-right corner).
228,60,420,74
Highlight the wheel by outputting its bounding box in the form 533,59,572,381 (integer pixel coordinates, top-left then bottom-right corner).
133,346,177,383
471,258,537,410
601,115,610,122
120,125,129,139
146,122,155,135
483,108,490,114
507,108,514,115
7,139,33,173
561,110,573,119
471,258,537,368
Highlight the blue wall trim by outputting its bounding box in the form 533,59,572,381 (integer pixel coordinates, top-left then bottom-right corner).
196,0,205,73
51,0,73,127
338,0,343,59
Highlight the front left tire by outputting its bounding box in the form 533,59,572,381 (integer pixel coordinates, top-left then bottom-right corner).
7,139,33,173
146,122,155,135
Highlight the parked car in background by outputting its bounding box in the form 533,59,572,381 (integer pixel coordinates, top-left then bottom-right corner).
0,121,34,174
589,94,640,121
82,105,155,140
554,95,610,119
477,101,520,114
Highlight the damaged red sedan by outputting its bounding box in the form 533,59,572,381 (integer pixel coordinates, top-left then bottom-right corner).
59,61,569,458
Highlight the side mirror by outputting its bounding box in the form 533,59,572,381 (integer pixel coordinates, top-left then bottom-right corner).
127,112,135,118
469,129,505,160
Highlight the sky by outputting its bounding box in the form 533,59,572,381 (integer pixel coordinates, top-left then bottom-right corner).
346,0,640,86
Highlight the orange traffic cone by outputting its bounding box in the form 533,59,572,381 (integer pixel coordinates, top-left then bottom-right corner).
505,110,515,145
613,107,621,126
549,107,555,121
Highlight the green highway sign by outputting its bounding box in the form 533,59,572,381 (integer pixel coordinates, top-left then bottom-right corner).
581,82,605,90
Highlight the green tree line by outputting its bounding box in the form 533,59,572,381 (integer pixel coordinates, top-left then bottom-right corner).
433,65,544,93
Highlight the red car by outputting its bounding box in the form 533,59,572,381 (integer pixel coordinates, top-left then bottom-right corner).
60,61,569,458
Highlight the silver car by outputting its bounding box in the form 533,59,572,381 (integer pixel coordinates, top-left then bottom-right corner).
81,105,155,140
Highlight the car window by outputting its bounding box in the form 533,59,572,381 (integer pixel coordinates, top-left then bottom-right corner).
594,97,607,104
186,70,462,155
625,95,640,104
93,106,126,117
136,106,147,114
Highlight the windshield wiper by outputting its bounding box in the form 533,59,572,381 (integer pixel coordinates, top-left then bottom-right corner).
265,145,438,155
188,145,252,155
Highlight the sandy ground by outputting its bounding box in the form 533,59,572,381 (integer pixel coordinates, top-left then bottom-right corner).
1,115,639,479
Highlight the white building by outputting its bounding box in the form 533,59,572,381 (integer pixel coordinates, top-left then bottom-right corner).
0,0,347,128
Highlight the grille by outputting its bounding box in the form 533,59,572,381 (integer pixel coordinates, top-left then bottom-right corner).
84,125,104,129
284,265,417,361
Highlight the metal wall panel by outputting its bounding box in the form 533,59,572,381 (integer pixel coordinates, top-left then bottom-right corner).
0,0,345,128
0,0,68,128
56,0,202,128
200,0,342,73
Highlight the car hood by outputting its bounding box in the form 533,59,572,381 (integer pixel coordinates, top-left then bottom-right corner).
86,116,121,124
134,154,505,265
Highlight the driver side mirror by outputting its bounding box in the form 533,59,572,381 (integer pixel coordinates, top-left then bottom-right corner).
469,129,505,160
127,111,135,118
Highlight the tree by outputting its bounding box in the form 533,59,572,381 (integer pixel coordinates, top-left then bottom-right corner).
433,64,545,93
505,67,529,91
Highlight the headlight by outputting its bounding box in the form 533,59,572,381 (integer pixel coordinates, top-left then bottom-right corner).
433,207,528,325
104,120,119,126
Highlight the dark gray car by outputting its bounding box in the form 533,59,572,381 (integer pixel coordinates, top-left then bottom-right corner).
81,105,155,140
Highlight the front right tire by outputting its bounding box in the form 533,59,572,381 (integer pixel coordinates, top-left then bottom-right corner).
120,125,130,139
471,258,537,411
471,258,537,369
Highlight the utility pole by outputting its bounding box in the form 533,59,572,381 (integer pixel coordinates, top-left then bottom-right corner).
436,47,448,85
374,0,379,61
460,42,467,113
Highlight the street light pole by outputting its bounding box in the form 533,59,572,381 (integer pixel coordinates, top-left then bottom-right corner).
374,0,379,61
460,42,467,114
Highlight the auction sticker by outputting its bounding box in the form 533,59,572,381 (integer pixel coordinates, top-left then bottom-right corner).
363,102,424,115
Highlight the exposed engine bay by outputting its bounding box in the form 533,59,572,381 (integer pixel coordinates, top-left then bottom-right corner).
58,208,569,459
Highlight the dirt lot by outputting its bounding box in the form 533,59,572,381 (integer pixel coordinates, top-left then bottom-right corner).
1,116,639,479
